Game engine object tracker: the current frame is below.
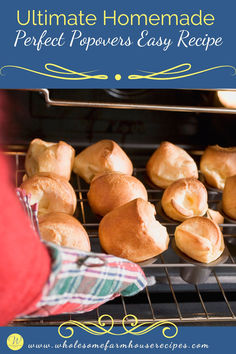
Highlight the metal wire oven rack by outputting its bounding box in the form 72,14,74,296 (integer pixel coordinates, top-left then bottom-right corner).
5,146,236,326
28,88,236,114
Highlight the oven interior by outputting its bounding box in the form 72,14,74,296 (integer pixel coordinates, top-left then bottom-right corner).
1,89,236,326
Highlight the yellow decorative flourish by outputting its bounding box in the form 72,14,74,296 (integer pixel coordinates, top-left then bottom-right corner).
128,63,236,80
0,63,108,80
58,314,178,339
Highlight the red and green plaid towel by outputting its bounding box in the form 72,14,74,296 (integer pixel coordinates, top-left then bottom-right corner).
16,189,147,317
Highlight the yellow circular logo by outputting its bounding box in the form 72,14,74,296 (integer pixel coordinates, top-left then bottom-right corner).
7,333,24,351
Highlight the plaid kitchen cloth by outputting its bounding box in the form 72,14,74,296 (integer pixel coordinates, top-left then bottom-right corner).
16,188,40,236
16,188,147,317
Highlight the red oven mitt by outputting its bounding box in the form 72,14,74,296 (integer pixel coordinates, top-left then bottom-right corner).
15,189,147,318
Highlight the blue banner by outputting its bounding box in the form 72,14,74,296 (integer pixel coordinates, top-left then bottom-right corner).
0,324,235,353
0,0,236,88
